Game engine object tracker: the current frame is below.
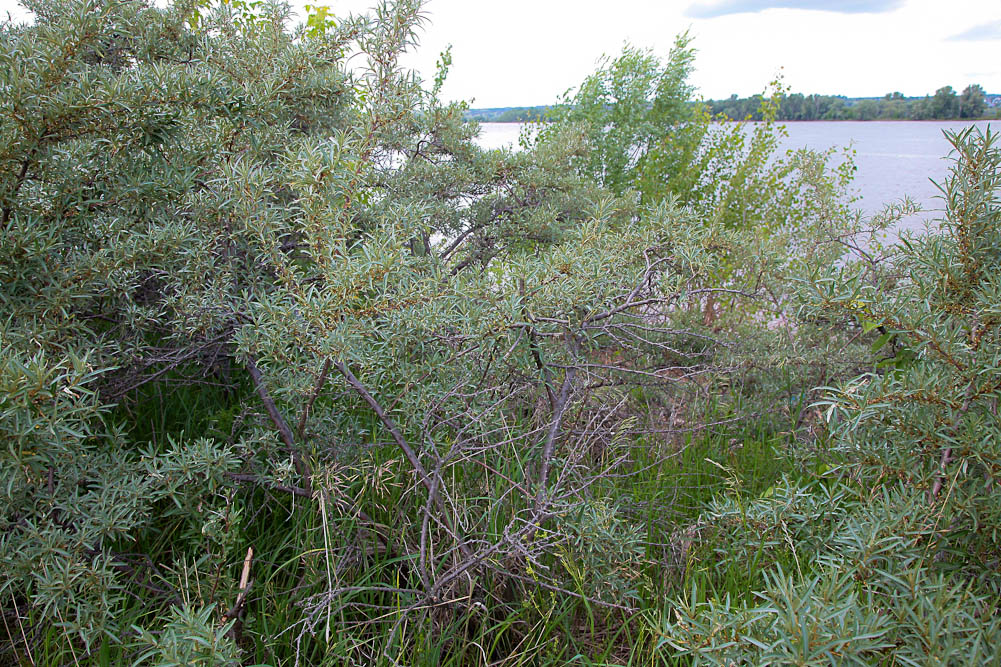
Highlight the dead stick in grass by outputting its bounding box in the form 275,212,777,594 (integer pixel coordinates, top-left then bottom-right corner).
222,546,254,625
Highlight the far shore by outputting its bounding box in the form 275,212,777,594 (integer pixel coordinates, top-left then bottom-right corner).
469,116,1001,124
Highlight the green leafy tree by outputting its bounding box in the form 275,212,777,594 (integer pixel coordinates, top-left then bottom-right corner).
879,91,909,119
960,83,987,119
543,35,700,199
6,1,981,664
931,85,960,119
854,98,879,121
543,42,854,243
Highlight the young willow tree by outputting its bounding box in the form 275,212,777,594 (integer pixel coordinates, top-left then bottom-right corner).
0,0,886,664
541,37,848,238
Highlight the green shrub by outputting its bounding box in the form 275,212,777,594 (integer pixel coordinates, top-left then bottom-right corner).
1,1,763,661
3,0,951,663
655,126,1001,665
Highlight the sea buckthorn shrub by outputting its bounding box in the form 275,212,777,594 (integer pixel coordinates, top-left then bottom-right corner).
658,127,1001,664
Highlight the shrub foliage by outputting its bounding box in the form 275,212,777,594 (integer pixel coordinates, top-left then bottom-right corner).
1,0,998,664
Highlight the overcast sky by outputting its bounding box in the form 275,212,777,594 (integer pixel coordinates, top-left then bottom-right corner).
3,0,999,106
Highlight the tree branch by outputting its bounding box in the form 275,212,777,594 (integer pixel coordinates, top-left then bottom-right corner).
534,366,576,516
931,377,977,500
1,155,32,229
297,358,332,441
245,356,312,491
333,360,472,558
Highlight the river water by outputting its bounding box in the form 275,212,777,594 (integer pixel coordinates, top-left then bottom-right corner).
475,120,996,232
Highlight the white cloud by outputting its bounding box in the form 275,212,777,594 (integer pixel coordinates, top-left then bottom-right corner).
1,0,998,103
685,0,904,19
947,19,1001,41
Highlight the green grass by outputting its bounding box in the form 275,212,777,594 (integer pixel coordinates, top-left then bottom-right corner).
6,375,833,667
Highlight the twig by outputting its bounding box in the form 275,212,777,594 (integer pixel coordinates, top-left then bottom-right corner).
221,546,254,624
333,361,472,559
533,367,577,519
7,592,35,667
1,154,32,229
246,357,296,449
226,472,311,498
519,277,557,411
106,333,231,399
246,356,313,492
297,358,332,441
483,563,637,613
931,376,976,500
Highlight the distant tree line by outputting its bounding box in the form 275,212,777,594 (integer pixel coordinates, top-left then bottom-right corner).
465,105,551,122
710,85,997,121
468,85,997,124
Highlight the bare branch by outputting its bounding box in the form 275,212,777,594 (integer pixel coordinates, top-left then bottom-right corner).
297,358,332,441
534,366,577,516
333,360,473,559
246,356,312,491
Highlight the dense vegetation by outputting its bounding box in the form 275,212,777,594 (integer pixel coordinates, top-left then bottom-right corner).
2,1,999,665
467,86,1000,123
464,106,550,123
711,84,999,121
